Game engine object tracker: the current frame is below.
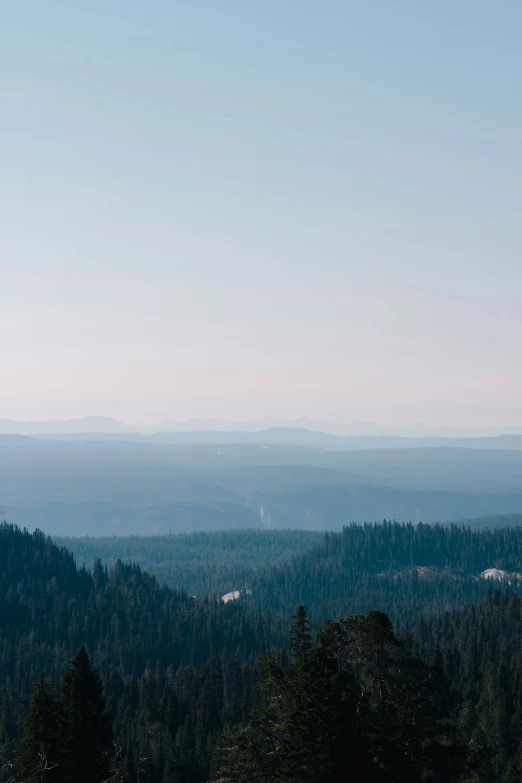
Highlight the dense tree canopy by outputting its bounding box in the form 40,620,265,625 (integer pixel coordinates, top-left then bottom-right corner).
1,522,522,780
216,609,464,783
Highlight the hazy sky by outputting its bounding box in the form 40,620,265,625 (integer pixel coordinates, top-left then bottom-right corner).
2,1,522,426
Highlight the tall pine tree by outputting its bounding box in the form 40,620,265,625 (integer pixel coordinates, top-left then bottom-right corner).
19,674,63,783
61,646,115,783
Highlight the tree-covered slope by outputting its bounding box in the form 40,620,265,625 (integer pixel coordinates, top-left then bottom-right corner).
410,591,522,782
247,522,522,628
56,529,324,597
2,521,522,781
0,524,280,685
0,522,283,781
58,522,522,632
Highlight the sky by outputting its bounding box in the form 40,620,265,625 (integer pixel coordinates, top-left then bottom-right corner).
1,1,522,427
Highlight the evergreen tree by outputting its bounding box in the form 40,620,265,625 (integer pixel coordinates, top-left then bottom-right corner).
0,687,19,783
61,646,114,783
216,612,363,782
19,674,63,783
216,610,464,783
289,605,312,661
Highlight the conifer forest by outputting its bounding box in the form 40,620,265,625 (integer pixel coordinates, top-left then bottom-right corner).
2,519,522,781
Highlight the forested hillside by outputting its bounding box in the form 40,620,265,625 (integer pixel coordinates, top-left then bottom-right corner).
0,523,282,782
457,513,522,529
247,522,522,628
59,522,522,621
410,591,522,781
65,522,522,630
56,529,323,597
4,521,522,781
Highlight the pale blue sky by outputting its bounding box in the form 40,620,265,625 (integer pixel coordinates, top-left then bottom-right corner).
2,1,521,425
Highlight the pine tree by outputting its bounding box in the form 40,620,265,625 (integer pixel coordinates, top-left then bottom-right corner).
216,611,465,783
216,616,364,783
19,674,63,783
0,687,18,783
61,646,114,783
289,605,312,661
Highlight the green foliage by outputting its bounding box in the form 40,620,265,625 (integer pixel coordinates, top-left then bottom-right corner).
456,514,522,530
289,605,312,661
216,609,464,782
19,674,63,783
0,688,19,783
61,646,115,783
19,652,116,783
3,522,522,781
0,523,268,783
248,522,522,628
410,591,522,782
56,529,323,597
61,522,522,633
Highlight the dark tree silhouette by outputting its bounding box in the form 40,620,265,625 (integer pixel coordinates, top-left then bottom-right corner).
61,647,114,783
19,674,63,783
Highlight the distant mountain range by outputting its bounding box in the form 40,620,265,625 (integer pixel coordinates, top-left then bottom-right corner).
13,428,522,452
3,435,522,535
2,416,522,439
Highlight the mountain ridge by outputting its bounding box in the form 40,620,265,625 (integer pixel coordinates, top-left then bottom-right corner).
3,416,522,438
5,427,522,451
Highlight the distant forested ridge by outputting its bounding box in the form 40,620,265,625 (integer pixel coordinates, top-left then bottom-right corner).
452,513,522,529
246,522,522,628
59,521,522,622
55,529,323,597
63,522,522,630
